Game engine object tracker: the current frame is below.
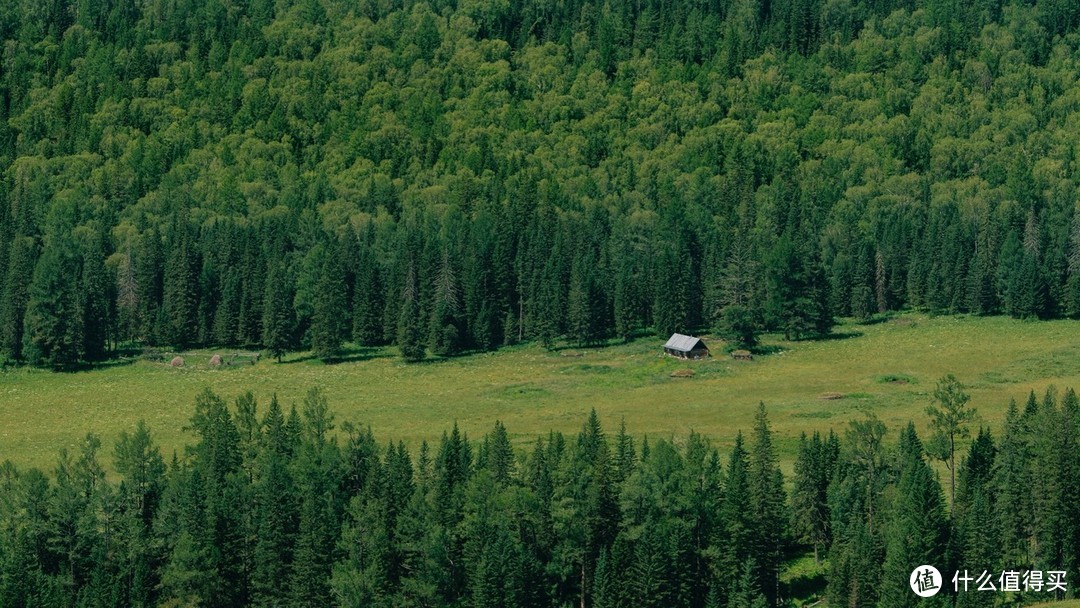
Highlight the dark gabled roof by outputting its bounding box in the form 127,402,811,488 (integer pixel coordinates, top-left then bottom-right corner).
664,333,707,353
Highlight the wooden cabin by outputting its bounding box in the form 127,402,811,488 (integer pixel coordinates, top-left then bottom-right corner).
663,334,710,359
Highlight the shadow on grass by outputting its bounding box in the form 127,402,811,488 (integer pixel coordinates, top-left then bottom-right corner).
749,344,785,356
40,357,140,374
282,345,394,365
784,569,827,605
853,312,897,326
812,330,864,341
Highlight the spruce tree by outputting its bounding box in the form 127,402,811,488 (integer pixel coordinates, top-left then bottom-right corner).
162,219,198,349
1,235,37,361
878,424,948,608
720,433,753,593
397,263,425,362
352,233,384,346
262,259,293,362
251,395,297,606
791,431,838,564
747,403,786,606
311,244,348,361
429,249,462,356
79,234,111,361
994,400,1034,568
23,236,83,367
955,429,998,608
289,388,341,607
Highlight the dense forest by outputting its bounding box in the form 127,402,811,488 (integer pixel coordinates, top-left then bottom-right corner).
0,380,1077,607
1,0,1080,366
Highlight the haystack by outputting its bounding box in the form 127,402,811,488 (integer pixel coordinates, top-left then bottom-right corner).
209,354,222,366
170,356,184,367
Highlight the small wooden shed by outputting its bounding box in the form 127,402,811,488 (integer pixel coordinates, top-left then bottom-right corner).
663,334,710,359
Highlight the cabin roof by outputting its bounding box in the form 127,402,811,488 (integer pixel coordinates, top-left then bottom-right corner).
664,333,706,353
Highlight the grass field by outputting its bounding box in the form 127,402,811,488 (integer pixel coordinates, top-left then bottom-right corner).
2,313,1080,473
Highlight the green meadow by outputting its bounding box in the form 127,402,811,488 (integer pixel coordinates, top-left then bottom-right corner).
2,313,1079,473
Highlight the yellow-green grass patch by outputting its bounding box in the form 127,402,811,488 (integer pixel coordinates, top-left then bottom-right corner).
1,314,1079,474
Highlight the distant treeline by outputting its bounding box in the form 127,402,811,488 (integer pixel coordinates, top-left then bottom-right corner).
0,381,1078,607
3,0,1080,366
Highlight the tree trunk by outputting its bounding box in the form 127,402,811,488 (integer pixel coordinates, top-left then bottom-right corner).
580,562,586,608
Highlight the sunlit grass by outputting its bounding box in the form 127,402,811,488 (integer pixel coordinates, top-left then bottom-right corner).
1,313,1079,473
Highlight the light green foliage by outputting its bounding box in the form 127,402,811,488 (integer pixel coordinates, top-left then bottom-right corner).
925,373,977,509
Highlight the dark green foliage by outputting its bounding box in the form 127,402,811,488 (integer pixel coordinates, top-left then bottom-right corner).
162,218,199,350
878,424,948,608
311,244,349,361
352,230,385,347
791,431,839,563
23,236,83,367
21,0,1080,365
718,304,758,350
0,383,1076,607
262,259,294,362
1,236,37,361
79,234,111,361
747,404,786,605
397,263,426,362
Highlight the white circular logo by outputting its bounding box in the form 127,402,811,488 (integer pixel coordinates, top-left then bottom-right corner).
910,565,942,597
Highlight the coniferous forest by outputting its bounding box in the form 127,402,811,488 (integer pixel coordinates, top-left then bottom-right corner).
3,0,1080,606
0,383,1078,607
1,0,1080,366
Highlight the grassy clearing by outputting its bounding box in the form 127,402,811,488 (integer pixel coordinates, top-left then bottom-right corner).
1,314,1079,473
